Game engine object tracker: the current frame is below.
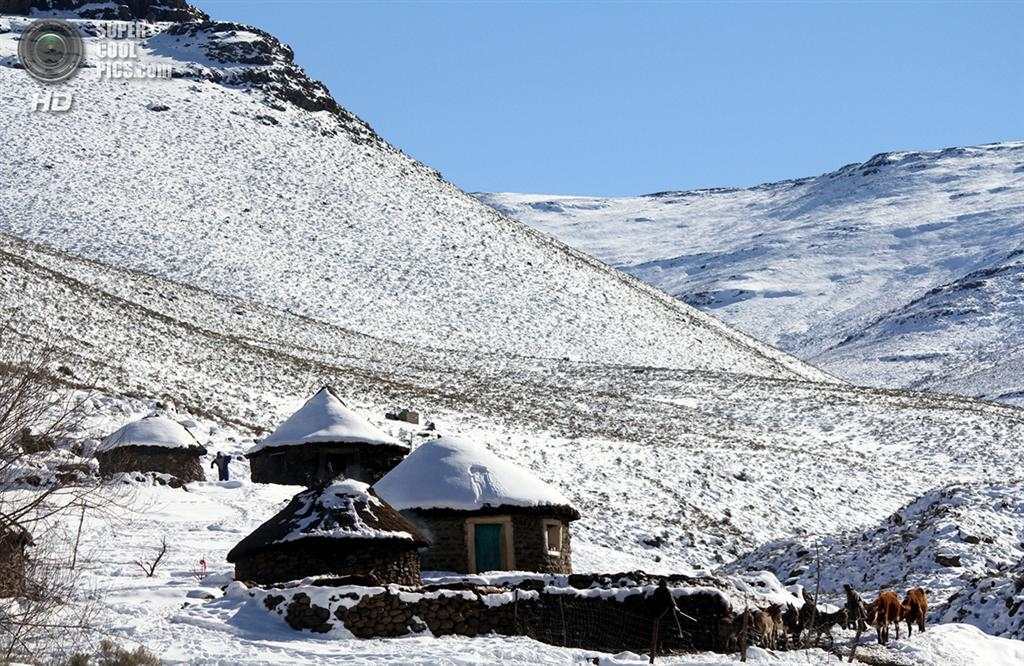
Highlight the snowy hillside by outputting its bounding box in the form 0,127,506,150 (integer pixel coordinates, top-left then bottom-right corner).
479,143,1024,404
0,9,828,383
723,481,1024,639
6,230,1024,574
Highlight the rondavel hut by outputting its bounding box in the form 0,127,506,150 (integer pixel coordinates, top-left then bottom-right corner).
373,437,580,575
226,479,429,585
0,518,32,597
247,387,409,486
95,415,207,483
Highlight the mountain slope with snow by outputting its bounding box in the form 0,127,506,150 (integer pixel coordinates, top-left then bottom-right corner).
0,9,827,383
479,143,1024,403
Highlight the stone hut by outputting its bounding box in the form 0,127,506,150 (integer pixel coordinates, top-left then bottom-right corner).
0,520,32,598
226,479,428,585
247,387,408,486
373,437,580,575
95,415,207,482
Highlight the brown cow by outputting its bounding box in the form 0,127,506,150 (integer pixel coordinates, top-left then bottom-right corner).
868,590,904,645
902,587,928,637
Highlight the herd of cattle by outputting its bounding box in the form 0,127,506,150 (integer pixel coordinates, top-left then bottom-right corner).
725,585,929,660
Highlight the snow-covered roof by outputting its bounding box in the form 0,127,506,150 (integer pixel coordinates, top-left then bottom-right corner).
226,479,427,562
97,415,204,453
373,437,579,518
248,387,405,455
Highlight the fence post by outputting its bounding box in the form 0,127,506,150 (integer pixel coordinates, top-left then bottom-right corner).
559,594,567,646
513,588,519,634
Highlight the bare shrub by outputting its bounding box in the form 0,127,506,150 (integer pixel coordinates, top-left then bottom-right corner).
134,538,168,578
0,329,119,662
66,638,161,666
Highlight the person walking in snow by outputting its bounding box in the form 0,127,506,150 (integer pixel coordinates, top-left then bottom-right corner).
211,451,232,481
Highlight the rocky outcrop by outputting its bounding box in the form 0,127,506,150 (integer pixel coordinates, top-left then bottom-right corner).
0,0,208,22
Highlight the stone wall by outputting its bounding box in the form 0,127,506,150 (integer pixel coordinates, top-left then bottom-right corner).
406,511,572,574
235,544,421,586
97,448,205,483
0,536,28,598
264,580,733,654
248,443,406,486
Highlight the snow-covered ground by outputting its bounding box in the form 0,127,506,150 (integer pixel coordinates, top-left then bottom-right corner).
479,143,1024,405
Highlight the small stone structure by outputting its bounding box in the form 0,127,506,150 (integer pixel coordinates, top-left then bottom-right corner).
247,387,409,486
0,521,32,598
227,479,429,585
95,415,207,483
374,437,580,574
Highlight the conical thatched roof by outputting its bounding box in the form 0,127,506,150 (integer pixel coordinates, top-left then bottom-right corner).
96,415,205,454
247,387,406,455
373,437,580,519
226,479,428,562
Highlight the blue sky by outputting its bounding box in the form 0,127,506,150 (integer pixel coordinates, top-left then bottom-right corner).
203,1,1024,196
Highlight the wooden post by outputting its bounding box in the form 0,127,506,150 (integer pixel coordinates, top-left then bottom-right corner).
559,594,567,646
513,588,519,634
70,501,86,570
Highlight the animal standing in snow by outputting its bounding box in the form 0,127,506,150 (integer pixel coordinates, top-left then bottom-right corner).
867,590,903,645
901,587,928,637
807,607,847,646
843,583,869,632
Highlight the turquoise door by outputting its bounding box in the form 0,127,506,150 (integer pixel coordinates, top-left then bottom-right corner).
474,523,504,572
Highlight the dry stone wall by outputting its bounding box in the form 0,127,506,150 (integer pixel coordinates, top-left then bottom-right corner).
258,577,735,653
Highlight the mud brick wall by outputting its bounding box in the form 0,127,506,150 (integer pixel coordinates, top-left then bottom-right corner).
236,546,421,586
97,448,205,483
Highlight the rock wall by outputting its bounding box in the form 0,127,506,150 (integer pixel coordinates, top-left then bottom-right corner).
262,580,733,654
406,511,573,574
96,448,204,483
0,536,28,598
235,545,421,586
248,444,405,486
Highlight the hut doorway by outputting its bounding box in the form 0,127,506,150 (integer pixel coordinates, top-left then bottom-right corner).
465,516,514,573
474,524,502,571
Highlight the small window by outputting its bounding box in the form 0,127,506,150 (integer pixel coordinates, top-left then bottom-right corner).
544,521,562,556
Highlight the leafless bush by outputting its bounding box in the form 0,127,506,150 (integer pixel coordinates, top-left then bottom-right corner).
133,538,168,578
67,638,161,666
0,329,119,661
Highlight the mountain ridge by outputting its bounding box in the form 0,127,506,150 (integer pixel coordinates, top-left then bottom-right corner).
479,140,1024,404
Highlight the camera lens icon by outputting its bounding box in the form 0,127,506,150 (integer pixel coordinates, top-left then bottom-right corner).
19,19,84,84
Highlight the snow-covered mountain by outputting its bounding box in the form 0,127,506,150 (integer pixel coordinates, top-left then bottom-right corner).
479,143,1024,404
0,4,828,383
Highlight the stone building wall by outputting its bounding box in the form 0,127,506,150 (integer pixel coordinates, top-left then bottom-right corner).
0,535,28,598
248,444,406,486
511,514,572,574
406,511,572,574
97,448,205,483
235,543,421,586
